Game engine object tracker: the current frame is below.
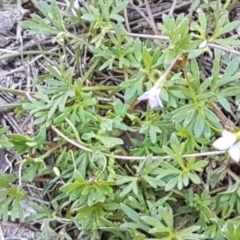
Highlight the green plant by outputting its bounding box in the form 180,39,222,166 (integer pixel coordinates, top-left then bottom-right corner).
1,0,240,239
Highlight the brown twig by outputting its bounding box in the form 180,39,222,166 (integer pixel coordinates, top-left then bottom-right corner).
144,0,159,35
123,6,131,32
169,0,178,16
0,86,34,98
0,103,22,113
130,3,153,28
0,224,5,240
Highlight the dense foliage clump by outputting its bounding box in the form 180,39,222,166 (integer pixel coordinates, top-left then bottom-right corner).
1,0,240,239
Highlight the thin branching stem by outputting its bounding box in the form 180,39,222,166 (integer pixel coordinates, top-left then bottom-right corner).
51,125,226,161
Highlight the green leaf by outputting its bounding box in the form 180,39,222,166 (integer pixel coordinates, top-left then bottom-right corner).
124,85,136,101
116,175,134,185
159,207,173,229
21,14,59,35
213,36,240,47
177,225,202,238
11,199,24,222
203,124,212,138
198,8,207,33
97,136,123,148
142,47,152,71
183,110,196,128
0,173,16,188
218,58,240,86
121,203,140,223
0,190,9,198
188,48,207,59
217,96,231,112
144,176,165,188
218,87,240,97
74,170,84,182
140,216,161,227
149,125,162,143
162,146,176,160
166,104,195,120
198,92,215,100
204,108,219,124
194,115,204,137
81,13,95,22
191,59,200,86
188,172,201,184
201,77,212,92
191,160,208,172
111,1,129,16
212,13,228,39
216,21,240,38
165,177,178,191
99,59,114,70
99,0,109,18
0,126,9,136
162,14,175,38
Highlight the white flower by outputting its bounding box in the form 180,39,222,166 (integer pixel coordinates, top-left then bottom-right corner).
138,86,163,109
213,130,240,162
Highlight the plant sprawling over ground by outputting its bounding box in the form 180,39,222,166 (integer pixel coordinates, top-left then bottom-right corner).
2,0,240,239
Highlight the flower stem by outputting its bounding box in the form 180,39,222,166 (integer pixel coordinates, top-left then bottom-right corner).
155,54,182,87
0,86,32,97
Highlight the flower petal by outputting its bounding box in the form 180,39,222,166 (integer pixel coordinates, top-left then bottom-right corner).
138,86,163,108
222,130,237,142
213,137,232,150
229,142,240,162
137,91,150,101
149,95,160,108
212,130,237,150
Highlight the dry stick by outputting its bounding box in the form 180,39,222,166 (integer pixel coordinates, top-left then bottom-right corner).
130,1,191,25
0,103,22,113
0,224,5,240
169,0,178,16
187,0,195,21
123,6,131,33
208,42,240,57
3,113,23,134
0,53,48,77
51,125,226,161
120,31,169,40
130,3,153,28
0,86,34,98
18,26,29,92
144,0,159,35
227,168,240,182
